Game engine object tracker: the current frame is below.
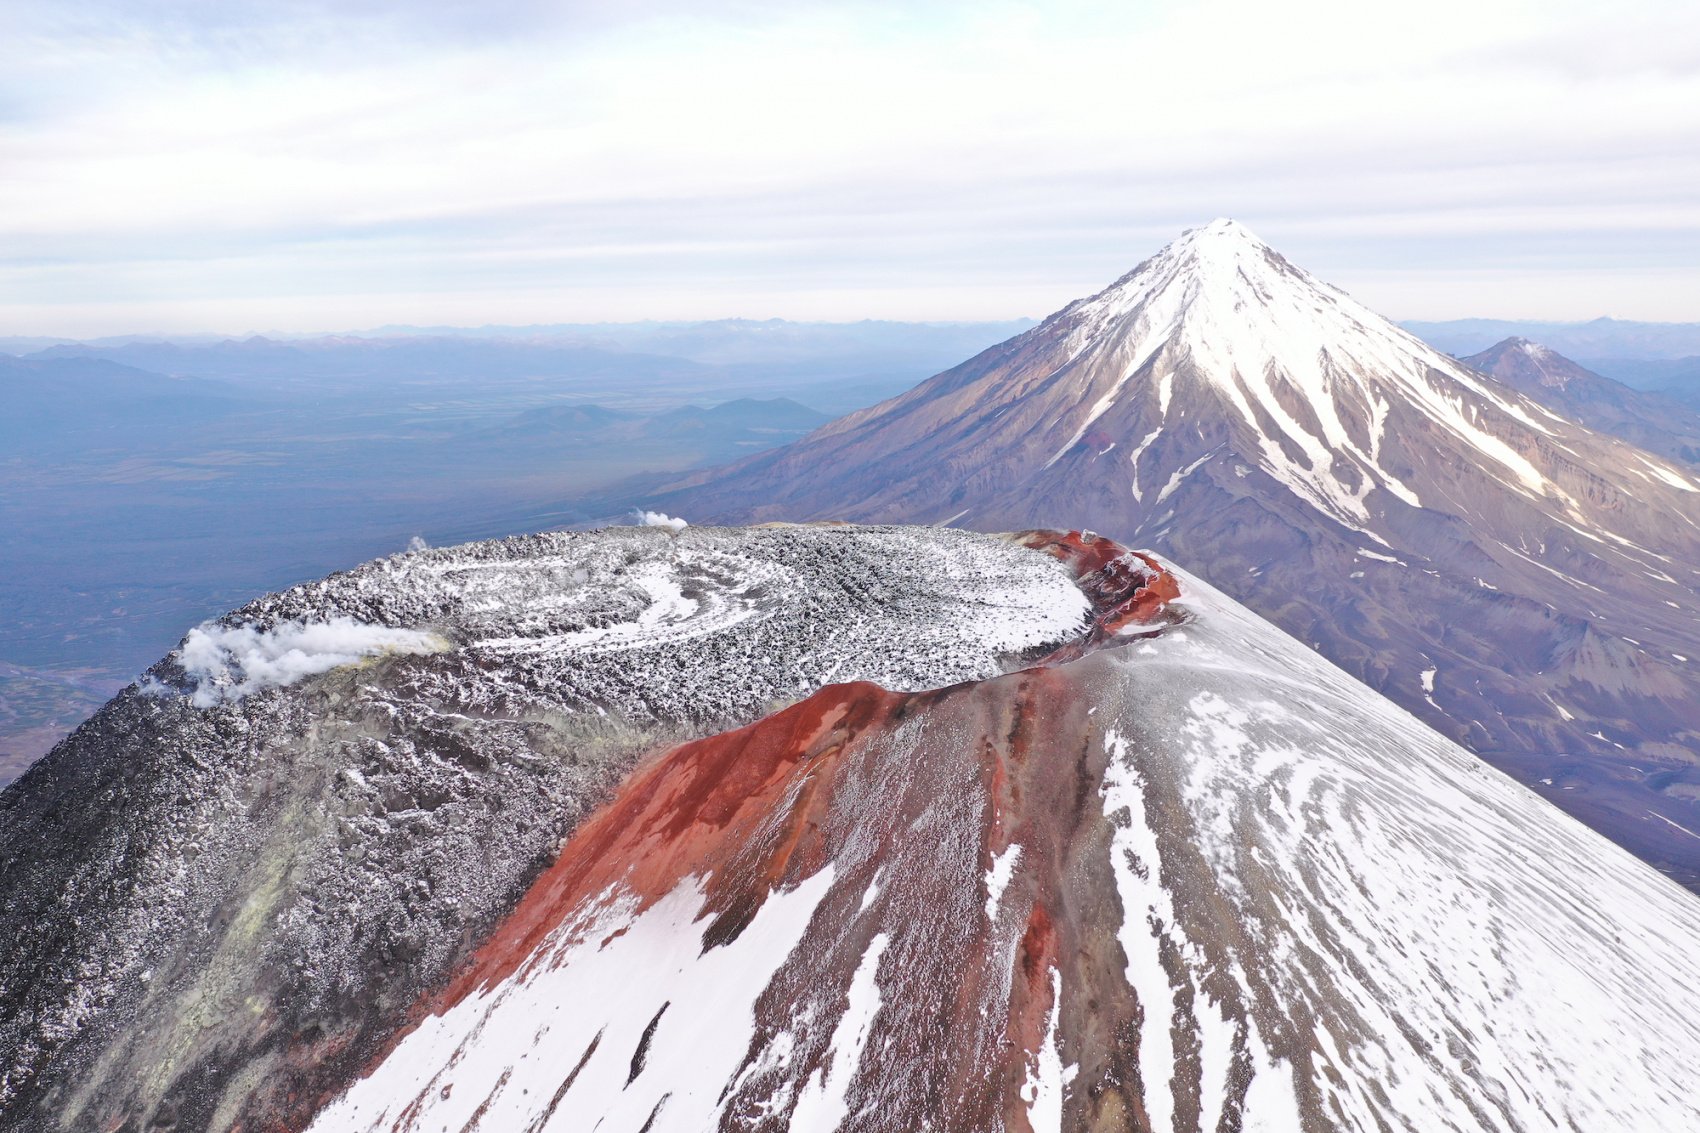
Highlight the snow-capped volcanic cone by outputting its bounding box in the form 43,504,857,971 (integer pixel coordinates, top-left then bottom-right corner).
312,534,1700,1133
646,220,1700,887
1463,336,1700,466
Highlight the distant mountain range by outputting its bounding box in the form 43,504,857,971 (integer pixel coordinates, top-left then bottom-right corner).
0,346,831,780
3,319,1037,415
12,312,1696,389
646,219,1700,888
1403,316,1700,362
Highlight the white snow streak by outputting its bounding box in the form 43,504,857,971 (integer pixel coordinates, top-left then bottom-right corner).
789,932,890,1132
1021,968,1076,1132
1103,730,1191,1133
984,844,1022,922
1151,565,1700,1131
1127,428,1163,501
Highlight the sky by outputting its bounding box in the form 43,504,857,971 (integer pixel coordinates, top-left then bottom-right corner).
3,0,1698,337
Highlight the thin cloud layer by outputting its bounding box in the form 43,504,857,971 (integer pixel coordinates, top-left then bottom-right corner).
2,0,1697,333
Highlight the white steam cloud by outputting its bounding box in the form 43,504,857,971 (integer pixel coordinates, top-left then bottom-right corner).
634,510,688,531
177,616,448,707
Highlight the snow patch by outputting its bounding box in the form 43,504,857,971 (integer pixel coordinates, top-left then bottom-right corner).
309,869,837,1133
790,932,889,1131
984,844,1022,922
1021,968,1076,1132
1102,729,1183,1133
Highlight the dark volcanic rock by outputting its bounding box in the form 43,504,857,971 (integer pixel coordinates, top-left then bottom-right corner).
9,524,1700,1131
308,535,1700,1133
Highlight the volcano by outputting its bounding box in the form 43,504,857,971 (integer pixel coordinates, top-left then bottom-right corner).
647,220,1700,887
6,525,1700,1132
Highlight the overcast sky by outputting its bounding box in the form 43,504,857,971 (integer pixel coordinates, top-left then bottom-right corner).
3,0,1698,336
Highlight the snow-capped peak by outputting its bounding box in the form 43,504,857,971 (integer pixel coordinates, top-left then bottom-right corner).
1063,217,1298,339
1049,220,1571,526
1162,215,1269,256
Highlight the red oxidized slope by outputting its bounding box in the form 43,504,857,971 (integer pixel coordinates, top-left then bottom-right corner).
423,530,1177,998
1016,531,1181,646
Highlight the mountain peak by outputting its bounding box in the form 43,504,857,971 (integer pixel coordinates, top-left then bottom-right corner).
666,217,1696,543
1064,217,1321,346
1467,336,1595,391
1160,217,1287,283
1041,219,1563,523
1174,215,1267,250
1126,217,1282,287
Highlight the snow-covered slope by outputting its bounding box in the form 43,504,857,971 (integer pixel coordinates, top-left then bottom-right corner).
309,534,1700,1133
646,221,1700,889
1048,220,1584,524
